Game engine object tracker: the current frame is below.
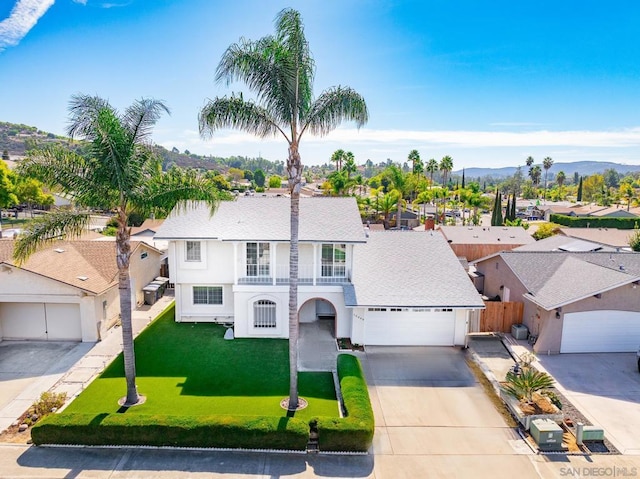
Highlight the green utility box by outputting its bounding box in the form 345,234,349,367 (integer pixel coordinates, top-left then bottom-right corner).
530,418,563,450
582,426,605,441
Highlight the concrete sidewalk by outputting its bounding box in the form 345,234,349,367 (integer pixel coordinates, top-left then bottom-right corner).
0,295,175,433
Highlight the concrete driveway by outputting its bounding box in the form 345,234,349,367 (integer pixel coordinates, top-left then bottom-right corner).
360,346,528,456
536,352,640,455
0,341,91,431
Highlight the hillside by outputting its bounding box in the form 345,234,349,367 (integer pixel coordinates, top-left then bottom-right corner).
0,121,283,175
457,161,640,178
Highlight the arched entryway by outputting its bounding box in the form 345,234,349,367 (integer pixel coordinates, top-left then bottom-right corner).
297,298,338,371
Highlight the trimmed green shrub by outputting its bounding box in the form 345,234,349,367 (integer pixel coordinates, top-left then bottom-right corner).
32,413,309,450
315,354,374,452
550,214,639,230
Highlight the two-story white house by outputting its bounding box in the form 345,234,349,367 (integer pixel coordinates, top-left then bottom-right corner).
155,197,484,346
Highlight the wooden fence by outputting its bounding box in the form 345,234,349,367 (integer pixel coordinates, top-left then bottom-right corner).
479,301,524,333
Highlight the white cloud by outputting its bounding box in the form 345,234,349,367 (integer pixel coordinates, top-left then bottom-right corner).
0,0,55,52
72,0,87,5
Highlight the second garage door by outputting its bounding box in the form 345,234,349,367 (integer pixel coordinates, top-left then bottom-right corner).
561,310,640,353
0,302,82,341
364,309,456,346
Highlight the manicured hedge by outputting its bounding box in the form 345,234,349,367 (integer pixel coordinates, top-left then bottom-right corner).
31,413,309,450
315,354,375,452
550,213,639,230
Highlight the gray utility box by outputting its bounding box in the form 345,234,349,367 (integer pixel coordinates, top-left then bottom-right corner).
530,418,563,450
511,323,529,340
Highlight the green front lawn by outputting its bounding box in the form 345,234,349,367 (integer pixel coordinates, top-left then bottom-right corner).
64,305,338,420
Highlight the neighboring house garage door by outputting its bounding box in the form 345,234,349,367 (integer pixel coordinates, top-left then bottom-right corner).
561,310,640,353
0,303,82,341
364,309,456,346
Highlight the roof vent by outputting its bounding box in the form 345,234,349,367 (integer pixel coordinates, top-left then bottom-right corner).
473,235,478,238
619,265,625,271
54,248,65,253
77,276,88,281
509,235,515,238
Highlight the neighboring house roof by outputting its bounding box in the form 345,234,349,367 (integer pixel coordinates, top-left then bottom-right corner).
130,219,165,236
347,231,484,308
514,235,615,252
544,206,577,216
438,226,534,245
155,197,367,243
488,251,640,310
558,228,635,248
0,240,157,294
588,206,638,218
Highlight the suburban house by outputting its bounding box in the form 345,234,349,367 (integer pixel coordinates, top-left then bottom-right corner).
513,235,616,253
438,225,534,262
155,197,485,346
130,219,168,251
473,250,640,354
557,228,635,250
0,240,163,342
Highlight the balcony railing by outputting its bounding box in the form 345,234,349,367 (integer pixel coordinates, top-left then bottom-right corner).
237,264,350,285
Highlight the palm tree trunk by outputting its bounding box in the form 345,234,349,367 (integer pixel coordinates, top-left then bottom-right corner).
287,144,301,411
116,208,139,406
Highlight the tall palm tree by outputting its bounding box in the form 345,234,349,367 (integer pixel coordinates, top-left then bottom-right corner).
530,165,542,190
198,8,368,410
439,156,453,218
14,94,220,407
439,155,453,188
426,158,438,189
408,149,420,175
343,151,357,179
387,164,406,228
542,156,554,202
556,170,566,200
330,149,345,171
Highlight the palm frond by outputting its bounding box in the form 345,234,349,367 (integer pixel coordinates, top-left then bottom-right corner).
67,94,113,140
13,210,92,264
123,98,171,146
131,166,226,218
198,95,285,140
302,86,368,137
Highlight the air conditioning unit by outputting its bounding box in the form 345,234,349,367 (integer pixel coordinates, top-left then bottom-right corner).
511,323,529,340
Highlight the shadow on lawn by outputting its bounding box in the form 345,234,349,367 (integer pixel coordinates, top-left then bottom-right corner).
99,308,336,400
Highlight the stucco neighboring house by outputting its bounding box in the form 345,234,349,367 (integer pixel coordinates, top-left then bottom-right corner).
513,235,616,253
0,240,163,342
473,250,640,354
130,219,168,251
155,197,484,346
438,225,534,262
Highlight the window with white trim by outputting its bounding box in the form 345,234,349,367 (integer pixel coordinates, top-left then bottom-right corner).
321,243,346,277
193,286,222,305
246,242,270,276
186,241,201,262
253,300,276,328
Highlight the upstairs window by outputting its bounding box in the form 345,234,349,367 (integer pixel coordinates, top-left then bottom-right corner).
321,243,346,277
186,241,201,262
246,242,270,276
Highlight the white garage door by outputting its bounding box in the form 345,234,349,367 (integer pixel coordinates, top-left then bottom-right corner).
0,303,82,341
561,310,640,353
364,309,456,346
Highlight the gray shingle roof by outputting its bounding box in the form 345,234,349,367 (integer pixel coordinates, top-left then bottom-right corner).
439,225,534,245
498,251,640,310
347,231,485,308
514,235,615,252
155,197,367,243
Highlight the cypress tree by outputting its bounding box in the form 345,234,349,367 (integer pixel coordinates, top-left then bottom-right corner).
577,177,583,202
491,189,503,226
505,196,511,222
511,194,517,220
461,168,466,189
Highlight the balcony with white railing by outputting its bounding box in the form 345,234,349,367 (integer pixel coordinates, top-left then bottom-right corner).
237,264,351,285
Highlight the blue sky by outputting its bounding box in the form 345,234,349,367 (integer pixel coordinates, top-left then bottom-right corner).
1,0,640,169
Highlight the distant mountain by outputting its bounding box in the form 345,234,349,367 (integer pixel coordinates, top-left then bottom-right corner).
456,161,640,178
